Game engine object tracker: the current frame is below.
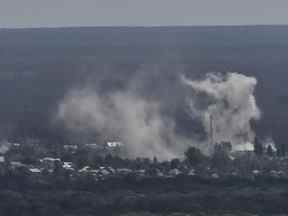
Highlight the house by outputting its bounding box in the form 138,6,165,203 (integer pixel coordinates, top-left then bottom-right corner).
10,161,27,169
84,143,101,149
107,141,123,148
0,156,5,163
187,169,196,176
63,162,74,171
29,168,42,174
168,168,181,177
116,168,132,175
79,166,90,173
230,142,255,158
0,140,11,154
211,173,220,179
63,145,78,152
40,157,61,170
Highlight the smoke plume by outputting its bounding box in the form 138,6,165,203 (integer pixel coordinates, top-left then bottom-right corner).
182,72,261,152
57,88,189,160
57,69,261,159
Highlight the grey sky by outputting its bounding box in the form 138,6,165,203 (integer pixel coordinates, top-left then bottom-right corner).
1,0,288,28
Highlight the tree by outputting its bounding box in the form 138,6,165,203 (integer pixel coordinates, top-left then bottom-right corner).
277,144,286,157
184,146,206,166
153,156,158,164
170,158,180,169
254,137,263,156
211,143,232,169
266,145,274,157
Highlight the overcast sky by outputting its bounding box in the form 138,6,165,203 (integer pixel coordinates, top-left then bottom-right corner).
1,0,288,28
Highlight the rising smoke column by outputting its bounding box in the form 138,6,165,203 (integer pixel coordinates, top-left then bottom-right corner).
182,72,261,152
57,88,189,160
57,69,260,159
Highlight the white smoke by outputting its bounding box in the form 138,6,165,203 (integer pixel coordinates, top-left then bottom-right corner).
182,72,261,152
0,140,11,154
57,71,261,159
262,137,277,152
57,88,189,160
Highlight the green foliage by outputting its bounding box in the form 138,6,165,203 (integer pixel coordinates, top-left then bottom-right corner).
184,146,206,166
254,137,263,156
266,145,274,157
170,158,180,169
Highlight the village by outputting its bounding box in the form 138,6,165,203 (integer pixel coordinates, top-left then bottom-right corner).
0,137,287,183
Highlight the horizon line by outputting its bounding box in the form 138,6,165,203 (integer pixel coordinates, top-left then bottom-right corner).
1,24,288,30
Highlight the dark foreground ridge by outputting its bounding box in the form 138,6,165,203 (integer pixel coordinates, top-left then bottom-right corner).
1,174,288,216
